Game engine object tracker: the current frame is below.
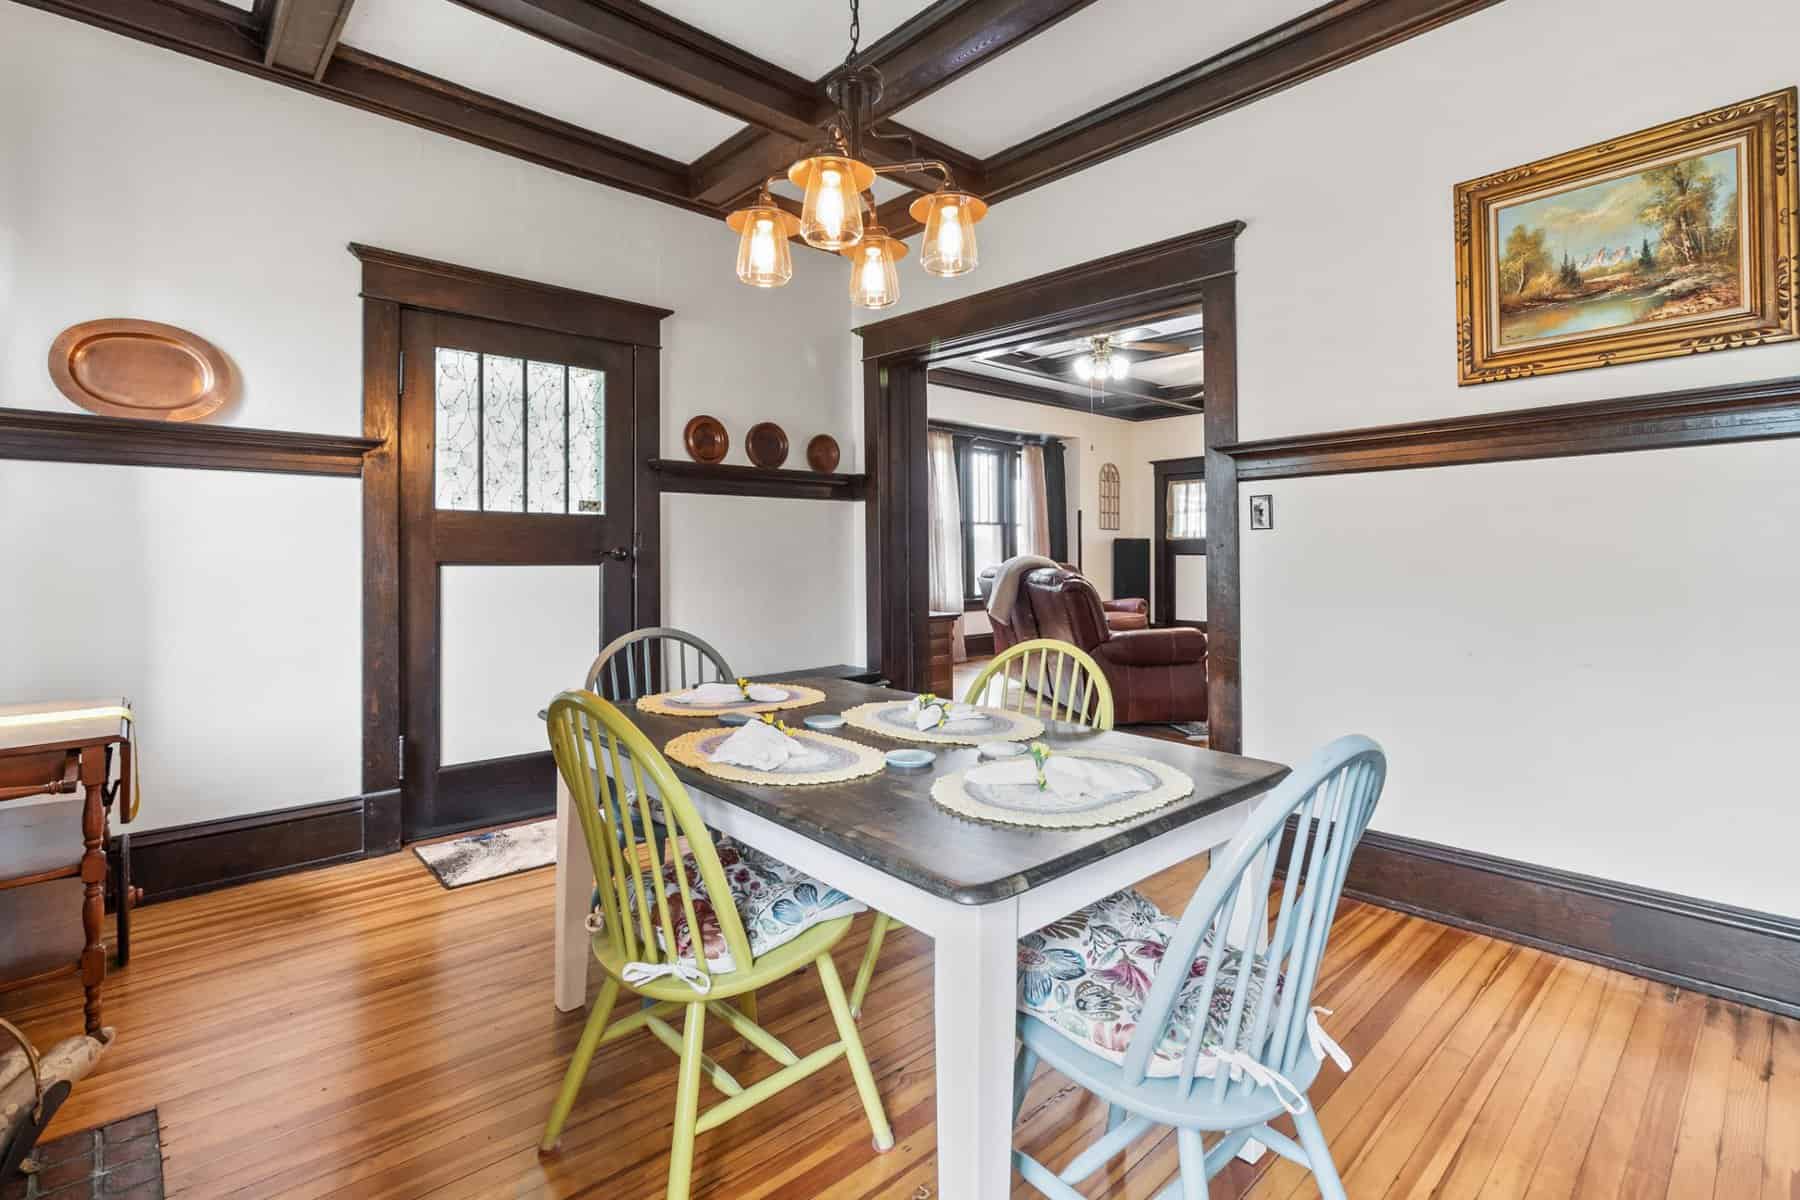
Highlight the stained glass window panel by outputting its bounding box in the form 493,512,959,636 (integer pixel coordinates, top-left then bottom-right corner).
434,349,481,511
526,361,567,514
478,355,525,512
568,366,604,514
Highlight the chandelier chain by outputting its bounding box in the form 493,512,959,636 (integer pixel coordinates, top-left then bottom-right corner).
844,0,861,68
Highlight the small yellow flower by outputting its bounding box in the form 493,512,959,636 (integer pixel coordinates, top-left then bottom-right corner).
736,676,752,698
1028,741,1052,789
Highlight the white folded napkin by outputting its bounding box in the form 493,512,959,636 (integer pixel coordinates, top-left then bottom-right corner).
708,720,827,771
966,755,1149,802
675,681,788,704
910,695,983,731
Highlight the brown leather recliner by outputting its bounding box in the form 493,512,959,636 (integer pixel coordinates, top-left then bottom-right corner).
976,564,1148,632
989,566,1206,726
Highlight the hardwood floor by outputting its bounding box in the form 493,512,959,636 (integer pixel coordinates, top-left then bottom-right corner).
3,844,1794,1199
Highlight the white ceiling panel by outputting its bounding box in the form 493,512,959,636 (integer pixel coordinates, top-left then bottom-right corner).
894,0,1325,157
341,0,746,161
644,0,933,81
1130,350,1203,387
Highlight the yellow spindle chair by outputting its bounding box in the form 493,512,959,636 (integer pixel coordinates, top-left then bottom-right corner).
964,637,1115,731
542,691,893,1199
845,638,1117,1018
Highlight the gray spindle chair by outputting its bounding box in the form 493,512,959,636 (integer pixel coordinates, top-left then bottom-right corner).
585,626,736,703
1011,735,1386,1200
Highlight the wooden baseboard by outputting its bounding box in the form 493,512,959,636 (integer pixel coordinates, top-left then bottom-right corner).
963,631,995,657
1318,826,1800,1019
119,792,394,904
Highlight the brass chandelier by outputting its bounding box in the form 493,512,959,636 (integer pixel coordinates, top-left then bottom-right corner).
726,0,989,308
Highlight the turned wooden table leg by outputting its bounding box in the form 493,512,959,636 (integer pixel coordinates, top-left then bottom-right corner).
79,746,108,1037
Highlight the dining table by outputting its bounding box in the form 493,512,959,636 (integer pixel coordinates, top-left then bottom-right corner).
550,675,1288,1198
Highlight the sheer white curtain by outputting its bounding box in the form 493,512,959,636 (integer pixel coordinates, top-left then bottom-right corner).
1018,444,1052,560
927,431,969,661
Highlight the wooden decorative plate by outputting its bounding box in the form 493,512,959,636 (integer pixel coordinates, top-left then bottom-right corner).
48,319,235,421
683,415,729,464
746,422,789,469
806,434,840,473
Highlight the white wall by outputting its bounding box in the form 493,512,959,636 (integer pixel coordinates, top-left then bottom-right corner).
0,462,362,831
882,0,1800,915
0,7,860,829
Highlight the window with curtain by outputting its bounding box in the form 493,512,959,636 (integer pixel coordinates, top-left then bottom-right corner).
1167,478,1206,540
963,444,1017,596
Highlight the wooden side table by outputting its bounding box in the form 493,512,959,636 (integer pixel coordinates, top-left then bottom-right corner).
926,611,959,698
0,700,135,1037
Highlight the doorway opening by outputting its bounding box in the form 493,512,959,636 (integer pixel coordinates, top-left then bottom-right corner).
854,223,1246,752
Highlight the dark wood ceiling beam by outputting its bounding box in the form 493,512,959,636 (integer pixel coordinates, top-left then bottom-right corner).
261,0,353,79
690,123,983,212
15,0,699,209
983,0,1505,200
928,367,1199,421
445,0,821,139
863,0,1103,118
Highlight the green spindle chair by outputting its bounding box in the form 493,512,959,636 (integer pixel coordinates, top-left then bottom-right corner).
542,691,893,1199
845,638,1116,1019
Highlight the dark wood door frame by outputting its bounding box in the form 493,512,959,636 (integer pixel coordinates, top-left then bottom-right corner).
354,244,671,847
854,222,1246,751
1151,455,1207,629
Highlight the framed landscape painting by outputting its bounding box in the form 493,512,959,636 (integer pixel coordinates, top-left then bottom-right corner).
1455,88,1797,384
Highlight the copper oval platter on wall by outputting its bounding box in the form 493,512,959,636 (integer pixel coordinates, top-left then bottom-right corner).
48,319,235,422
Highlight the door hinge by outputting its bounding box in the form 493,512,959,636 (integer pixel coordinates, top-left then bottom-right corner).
397,349,405,397
396,734,406,781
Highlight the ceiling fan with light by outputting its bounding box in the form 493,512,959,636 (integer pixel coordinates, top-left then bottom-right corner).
726,0,989,308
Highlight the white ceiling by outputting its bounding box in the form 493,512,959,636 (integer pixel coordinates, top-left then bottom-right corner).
341,0,746,162
1131,350,1203,388
894,0,1325,158
644,0,934,81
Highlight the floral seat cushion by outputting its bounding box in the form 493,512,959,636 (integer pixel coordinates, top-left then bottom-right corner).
1018,887,1282,1078
630,837,864,973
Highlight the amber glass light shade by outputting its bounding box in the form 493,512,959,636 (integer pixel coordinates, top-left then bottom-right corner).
841,227,906,309
727,202,798,287
909,191,987,278
793,155,874,250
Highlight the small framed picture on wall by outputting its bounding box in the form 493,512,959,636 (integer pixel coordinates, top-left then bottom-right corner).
1249,494,1273,530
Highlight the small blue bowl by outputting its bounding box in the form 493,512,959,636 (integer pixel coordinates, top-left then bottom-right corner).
804,713,846,731
885,748,936,770
718,712,753,726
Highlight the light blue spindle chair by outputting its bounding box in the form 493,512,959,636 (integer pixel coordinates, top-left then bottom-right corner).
586,626,735,702
1012,735,1387,1200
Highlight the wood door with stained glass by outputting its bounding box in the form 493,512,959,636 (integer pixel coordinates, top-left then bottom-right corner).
398,310,636,839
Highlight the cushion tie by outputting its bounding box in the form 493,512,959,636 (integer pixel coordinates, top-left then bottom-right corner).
1207,1050,1309,1115
1308,1007,1352,1074
621,960,713,995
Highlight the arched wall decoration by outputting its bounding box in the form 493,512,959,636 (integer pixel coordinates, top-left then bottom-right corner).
1098,463,1121,530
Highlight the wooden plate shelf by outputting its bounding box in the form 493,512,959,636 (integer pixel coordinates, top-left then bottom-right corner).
647,458,866,502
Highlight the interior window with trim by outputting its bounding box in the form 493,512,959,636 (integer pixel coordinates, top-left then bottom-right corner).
1166,478,1205,541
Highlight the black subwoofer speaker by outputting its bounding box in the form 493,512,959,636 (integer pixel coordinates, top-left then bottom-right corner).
1112,538,1150,601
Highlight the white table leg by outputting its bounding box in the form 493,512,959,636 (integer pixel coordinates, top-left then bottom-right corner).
933,897,1020,1199
553,772,593,1012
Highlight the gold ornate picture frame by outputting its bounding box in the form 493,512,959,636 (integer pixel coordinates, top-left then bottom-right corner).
1455,88,1797,385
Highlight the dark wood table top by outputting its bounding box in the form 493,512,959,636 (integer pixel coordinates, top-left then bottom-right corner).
621,677,1288,905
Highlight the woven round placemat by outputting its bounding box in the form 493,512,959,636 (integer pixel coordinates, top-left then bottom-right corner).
665,727,886,787
929,751,1194,828
841,700,1043,746
637,683,826,718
